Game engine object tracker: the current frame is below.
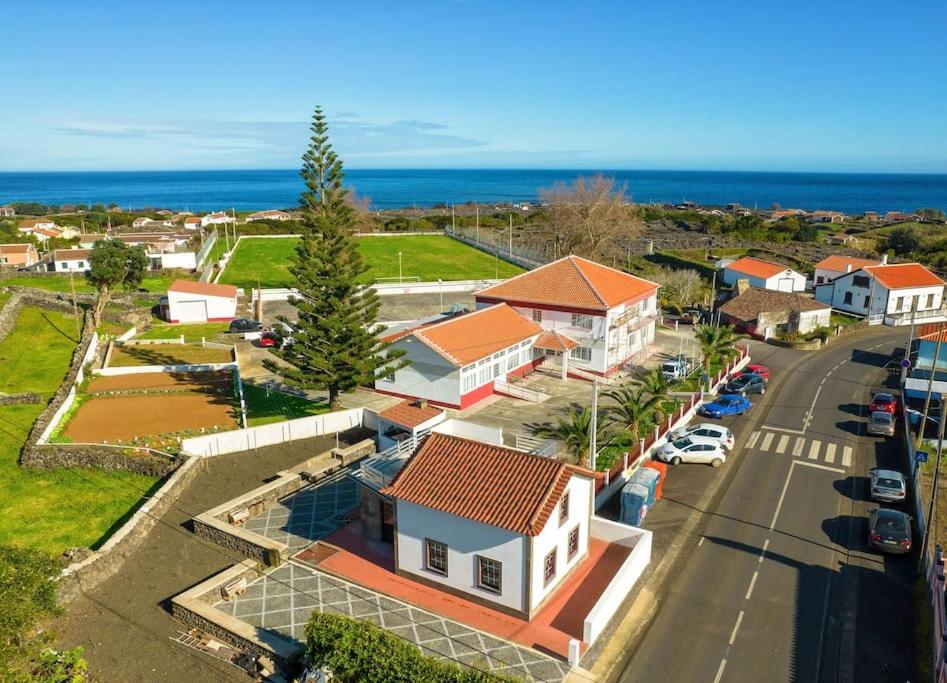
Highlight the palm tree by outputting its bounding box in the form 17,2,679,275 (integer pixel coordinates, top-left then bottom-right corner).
604,385,662,446
694,323,748,374
531,405,605,468
640,368,671,423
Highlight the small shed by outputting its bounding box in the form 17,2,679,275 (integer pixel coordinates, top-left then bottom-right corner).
376,399,446,452
162,279,238,323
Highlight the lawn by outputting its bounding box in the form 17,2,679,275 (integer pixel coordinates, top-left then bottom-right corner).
219,235,524,289
243,383,330,427
136,322,230,343
0,307,81,395
1,272,196,294
107,343,233,367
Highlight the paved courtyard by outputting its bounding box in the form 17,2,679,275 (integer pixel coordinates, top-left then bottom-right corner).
215,561,572,682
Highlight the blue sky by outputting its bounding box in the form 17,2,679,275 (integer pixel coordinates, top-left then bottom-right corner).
2,0,946,172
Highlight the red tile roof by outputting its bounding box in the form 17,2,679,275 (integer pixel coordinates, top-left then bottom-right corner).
918,323,947,342
381,433,590,536
411,304,542,366
53,249,91,261
863,263,944,290
378,399,444,429
168,279,238,298
533,329,579,352
0,244,36,254
814,255,880,273
725,257,797,280
476,255,658,311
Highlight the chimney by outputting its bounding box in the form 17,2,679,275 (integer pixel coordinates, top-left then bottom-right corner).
845,264,852,273
418,400,428,409
735,278,751,296
881,253,889,265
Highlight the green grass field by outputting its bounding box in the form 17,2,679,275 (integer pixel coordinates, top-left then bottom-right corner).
219,235,524,289
243,383,329,427
0,307,156,554
1,272,194,294
136,322,230,343
108,343,233,367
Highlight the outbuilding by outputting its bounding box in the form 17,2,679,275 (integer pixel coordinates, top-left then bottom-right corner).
718,287,831,339
162,279,238,323
721,256,806,293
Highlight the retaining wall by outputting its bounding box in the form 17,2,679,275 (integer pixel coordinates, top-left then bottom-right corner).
0,392,42,405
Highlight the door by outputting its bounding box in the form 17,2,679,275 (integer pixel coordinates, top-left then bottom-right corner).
777,278,794,292
176,299,208,322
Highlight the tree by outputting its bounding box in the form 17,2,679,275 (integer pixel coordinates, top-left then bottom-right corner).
265,107,404,408
85,239,148,327
695,323,748,374
887,226,921,256
640,368,671,423
917,207,945,221
531,405,606,468
653,267,704,312
604,385,661,446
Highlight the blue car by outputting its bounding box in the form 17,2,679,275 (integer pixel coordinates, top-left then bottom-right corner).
699,394,752,418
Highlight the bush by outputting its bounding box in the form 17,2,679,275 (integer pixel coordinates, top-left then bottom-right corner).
305,613,516,682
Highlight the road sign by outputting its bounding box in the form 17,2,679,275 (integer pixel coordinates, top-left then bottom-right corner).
900,358,912,369
916,451,929,464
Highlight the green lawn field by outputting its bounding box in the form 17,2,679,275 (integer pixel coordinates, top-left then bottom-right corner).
243,383,329,427
219,235,524,289
136,322,230,343
1,272,194,294
0,307,156,554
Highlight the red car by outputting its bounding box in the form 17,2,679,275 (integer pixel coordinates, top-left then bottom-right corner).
732,364,771,381
869,392,898,414
257,331,283,348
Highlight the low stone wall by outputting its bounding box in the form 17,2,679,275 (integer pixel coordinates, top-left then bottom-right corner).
192,516,287,567
22,443,177,478
0,392,42,406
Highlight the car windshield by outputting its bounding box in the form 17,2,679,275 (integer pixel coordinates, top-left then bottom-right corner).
663,363,679,372
731,376,748,386
721,397,738,405
875,511,906,532
672,438,692,448
877,477,903,489
874,394,894,404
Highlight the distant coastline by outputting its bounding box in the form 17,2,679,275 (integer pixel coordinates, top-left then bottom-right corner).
1,168,946,214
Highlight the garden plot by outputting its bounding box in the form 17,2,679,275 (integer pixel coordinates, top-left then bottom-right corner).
107,343,233,368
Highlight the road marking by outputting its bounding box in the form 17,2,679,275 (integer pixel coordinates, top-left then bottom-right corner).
760,432,774,452
745,571,759,600
796,460,845,474
728,610,745,645
698,536,705,547
808,439,821,460
760,538,770,562
775,435,789,454
747,430,761,448
714,658,727,683
762,424,806,435
842,446,853,468
824,443,837,464
792,437,805,457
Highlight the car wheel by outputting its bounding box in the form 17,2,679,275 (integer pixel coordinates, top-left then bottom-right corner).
711,458,723,468
671,456,682,466
761,387,766,395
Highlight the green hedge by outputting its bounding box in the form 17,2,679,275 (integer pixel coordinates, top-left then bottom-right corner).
305,613,516,682
645,252,717,281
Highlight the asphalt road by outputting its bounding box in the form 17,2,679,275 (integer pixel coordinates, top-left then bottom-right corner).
617,328,917,683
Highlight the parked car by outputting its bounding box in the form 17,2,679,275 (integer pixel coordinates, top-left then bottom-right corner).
229,318,263,333
699,394,752,418
661,358,691,381
869,468,907,502
868,508,912,554
867,411,896,437
869,392,899,414
655,435,727,467
725,374,767,395
257,331,283,348
679,309,702,325
669,422,735,449
731,364,771,381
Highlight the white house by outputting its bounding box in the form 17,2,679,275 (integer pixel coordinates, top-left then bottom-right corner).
718,287,832,338
162,280,238,323
475,255,660,377
247,209,291,222
200,211,234,227
814,262,946,326
376,399,446,452
813,254,883,286
182,216,203,231
0,206,14,217
18,218,60,241
380,433,595,619
53,248,91,273
376,304,542,409
132,217,173,229
721,256,806,292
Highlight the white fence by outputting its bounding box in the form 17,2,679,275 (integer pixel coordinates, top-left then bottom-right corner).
95,362,236,377
38,331,100,444
181,407,369,457
250,278,501,304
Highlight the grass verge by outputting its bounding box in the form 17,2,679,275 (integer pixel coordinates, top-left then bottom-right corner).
243,383,330,426
136,322,230,343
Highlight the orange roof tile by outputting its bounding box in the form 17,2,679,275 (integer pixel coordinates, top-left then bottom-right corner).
533,329,579,352
0,244,35,253
863,263,944,290
918,323,947,342
725,257,796,279
814,255,881,273
381,433,590,536
53,249,91,261
476,255,658,311
168,279,238,298
411,304,542,366
378,399,444,429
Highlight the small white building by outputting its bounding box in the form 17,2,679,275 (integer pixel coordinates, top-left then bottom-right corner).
814,262,946,326
53,248,91,273
162,279,238,323
721,257,806,293
132,217,173,229
247,210,291,222
813,254,883,286
182,216,203,231
718,287,831,338
380,433,595,619
200,212,234,227
376,399,446,452
0,206,15,217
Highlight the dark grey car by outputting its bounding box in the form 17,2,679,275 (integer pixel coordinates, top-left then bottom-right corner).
868,508,912,555
725,374,766,395
867,411,895,437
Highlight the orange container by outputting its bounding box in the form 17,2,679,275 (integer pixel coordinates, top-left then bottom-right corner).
641,460,668,501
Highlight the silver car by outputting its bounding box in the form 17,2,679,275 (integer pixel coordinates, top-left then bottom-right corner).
870,468,906,502
867,411,895,437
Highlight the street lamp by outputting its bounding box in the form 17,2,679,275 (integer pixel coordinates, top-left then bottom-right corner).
398,251,403,284
438,278,443,312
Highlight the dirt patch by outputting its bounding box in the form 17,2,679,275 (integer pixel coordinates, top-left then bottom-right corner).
108,344,233,368
88,371,233,394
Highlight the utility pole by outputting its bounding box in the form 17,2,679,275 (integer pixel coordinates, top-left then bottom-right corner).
589,379,599,471
398,251,403,284
509,213,513,258
919,394,947,571
438,278,443,312
476,204,480,243
902,298,918,384
450,204,455,234
708,271,718,321
918,322,945,448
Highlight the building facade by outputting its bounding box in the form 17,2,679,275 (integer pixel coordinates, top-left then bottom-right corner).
0,243,39,267
720,257,806,292
813,255,882,286
162,280,238,323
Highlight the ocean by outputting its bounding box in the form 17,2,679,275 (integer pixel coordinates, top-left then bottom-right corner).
0,169,945,215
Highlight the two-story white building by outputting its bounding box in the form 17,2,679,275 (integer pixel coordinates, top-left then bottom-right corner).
813,254,883,286
52,248,91,272
814,262,946,325
380,433,595,619
720,256,806,292
475,255,660,377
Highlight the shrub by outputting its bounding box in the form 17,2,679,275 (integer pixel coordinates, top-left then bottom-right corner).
304,613,516,682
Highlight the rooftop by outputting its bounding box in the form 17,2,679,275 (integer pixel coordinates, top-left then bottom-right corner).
0,243,36,253
862,263,945,289
534,329,579,352
411,303,542,366
53,248,91,261
917,323,947,343
168,279,238,298
725,256,797,279
814,254,881,272
719,287,829,323
378,399,443,429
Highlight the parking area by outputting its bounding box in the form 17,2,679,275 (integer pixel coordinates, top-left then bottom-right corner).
260,292,478,326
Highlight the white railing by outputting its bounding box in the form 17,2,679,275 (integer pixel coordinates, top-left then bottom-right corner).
493,379,549,403
514,432,557,457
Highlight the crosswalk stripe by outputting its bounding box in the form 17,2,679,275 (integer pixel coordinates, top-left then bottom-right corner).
825,443,837,464
775,435,789,454
747,431,761,449
808,440,821,460
842,446,853,467
760,432,774,452
792,437,805,457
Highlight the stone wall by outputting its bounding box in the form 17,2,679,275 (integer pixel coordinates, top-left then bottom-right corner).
0,392,42,406
191,517,285,567
23,443,177,478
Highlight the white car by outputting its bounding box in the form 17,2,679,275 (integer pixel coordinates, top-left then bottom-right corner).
669,422,735,450
655,436,727,467
870,468,906,502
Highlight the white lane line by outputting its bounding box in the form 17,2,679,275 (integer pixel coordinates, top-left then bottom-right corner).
729,611,745,645
842,446,853,468
698,536,705,547
824,443,837,464
797,460,845,474
775,435,790,454
747,430,761,449
745,571,759,600
760,432,774,452
762,424,806,435
770,462,797,529
808,440,821,460
714,658,727,683
792,437,805,457
760,538,770,562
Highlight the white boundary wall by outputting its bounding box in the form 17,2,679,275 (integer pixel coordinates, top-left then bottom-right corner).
95,362,236,376
582,518,653,645
38,331,100,444
250,278,501,303
181,407,369,457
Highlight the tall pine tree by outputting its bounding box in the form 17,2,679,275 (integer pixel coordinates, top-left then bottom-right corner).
266,107,403,407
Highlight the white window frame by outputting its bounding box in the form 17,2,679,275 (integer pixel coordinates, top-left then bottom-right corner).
571,313,594,329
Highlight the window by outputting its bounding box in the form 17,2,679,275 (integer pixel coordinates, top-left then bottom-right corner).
843,292,853,305
507,353,518,370
852,275,870,288
559,492,570,526
896,296,905,311
543,549,557,585
927,293,935,309
425,539,448,575
568,526,580,561
477,556,502,594
462,373,477,393
532,309,542,322
572,346,592,363
380,371,396,383
571,313,593,329
816,276,824,284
